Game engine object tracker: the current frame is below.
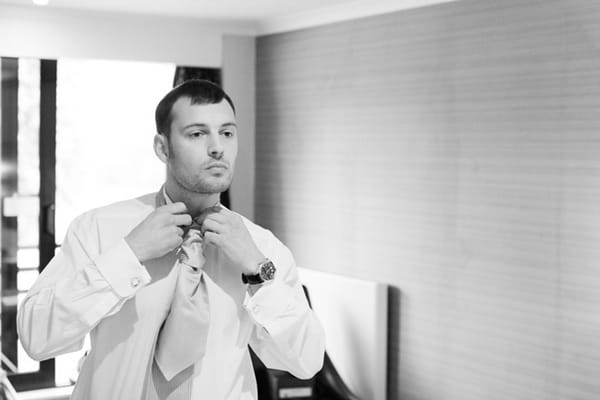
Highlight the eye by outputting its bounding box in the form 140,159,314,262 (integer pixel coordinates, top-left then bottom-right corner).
189,131,208,137
221,130,235,137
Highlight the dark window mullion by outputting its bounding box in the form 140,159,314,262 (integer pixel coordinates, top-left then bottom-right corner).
1,56,20,377
33,58,58,390
2,58,57,392
39,59,57,272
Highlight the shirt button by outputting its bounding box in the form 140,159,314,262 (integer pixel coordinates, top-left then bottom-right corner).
253,305,260,313
131,277,141,288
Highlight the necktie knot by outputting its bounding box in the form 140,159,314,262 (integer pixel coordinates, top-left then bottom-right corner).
177,226,204,270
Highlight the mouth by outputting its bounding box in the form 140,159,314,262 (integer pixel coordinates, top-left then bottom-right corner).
206,163,228,171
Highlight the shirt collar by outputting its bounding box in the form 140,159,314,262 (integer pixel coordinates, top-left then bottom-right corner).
162,185,173,205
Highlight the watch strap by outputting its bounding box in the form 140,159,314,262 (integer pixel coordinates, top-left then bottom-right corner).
242,259,276,285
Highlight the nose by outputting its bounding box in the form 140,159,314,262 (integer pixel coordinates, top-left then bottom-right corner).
207,133,224,159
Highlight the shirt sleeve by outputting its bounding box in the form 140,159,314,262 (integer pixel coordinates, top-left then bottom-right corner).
244,232,325,380
17,212,151,361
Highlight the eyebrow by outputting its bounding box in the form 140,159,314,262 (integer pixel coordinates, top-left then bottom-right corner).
182,122,237,130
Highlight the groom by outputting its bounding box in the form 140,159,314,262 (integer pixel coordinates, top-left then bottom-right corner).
18,79,325,399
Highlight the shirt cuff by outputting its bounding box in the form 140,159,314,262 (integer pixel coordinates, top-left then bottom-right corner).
243,280,295,328
94,238,151,298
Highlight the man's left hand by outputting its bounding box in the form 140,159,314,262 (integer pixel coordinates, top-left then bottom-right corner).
199,206,265,275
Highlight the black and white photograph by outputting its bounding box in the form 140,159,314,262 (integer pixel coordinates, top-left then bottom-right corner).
0,0,599,399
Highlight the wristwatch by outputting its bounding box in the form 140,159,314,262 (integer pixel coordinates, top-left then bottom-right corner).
242,259,276,284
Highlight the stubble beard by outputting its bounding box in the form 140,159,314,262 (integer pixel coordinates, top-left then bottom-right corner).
166,143,233,194
172,170,232,195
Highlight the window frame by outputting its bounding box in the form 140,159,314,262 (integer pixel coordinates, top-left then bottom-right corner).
1,57,57,391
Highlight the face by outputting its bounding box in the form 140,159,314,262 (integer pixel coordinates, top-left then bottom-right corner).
156,98,238,194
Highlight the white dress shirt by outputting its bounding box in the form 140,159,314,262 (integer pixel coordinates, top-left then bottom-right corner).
17,192,325,399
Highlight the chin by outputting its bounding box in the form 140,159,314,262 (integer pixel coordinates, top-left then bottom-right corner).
193,180,232,194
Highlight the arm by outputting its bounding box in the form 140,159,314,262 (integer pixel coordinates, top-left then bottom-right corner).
200,207,326,378
244,239,326,380
17,213,151,361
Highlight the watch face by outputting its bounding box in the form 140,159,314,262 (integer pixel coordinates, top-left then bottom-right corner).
259,260,276,281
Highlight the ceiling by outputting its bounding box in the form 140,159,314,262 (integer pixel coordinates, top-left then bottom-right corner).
2,0,355,20
0,0,458,34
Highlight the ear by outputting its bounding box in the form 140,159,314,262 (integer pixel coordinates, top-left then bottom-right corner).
153,134,169,163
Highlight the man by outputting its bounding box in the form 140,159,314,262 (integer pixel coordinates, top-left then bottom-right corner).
17,80,325,399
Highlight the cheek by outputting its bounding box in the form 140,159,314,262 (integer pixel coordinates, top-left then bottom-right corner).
228,141,238,162
170,144,197,162
169,151,197,173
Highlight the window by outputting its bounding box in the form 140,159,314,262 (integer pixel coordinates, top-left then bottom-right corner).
0,57,178,390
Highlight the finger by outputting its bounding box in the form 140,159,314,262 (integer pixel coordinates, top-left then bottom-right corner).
174,226,184,237
173,213,192,226
210,204,232,218
203,231,221,247
171,235,184,248
201,219,225,235
202,211,228,224
209,206,237,223
160,202,188,214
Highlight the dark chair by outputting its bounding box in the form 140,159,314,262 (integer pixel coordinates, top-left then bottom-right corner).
250,285,360,400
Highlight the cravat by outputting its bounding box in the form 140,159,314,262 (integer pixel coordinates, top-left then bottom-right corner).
151,221,211,398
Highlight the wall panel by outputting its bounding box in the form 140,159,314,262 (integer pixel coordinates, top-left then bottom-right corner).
256,1,600,399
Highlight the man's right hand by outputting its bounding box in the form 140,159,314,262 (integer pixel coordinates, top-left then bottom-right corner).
125,202,192,263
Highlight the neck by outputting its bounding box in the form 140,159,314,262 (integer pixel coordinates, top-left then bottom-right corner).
164,180,220,217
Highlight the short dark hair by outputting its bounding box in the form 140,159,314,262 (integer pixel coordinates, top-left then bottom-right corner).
155,79,236,136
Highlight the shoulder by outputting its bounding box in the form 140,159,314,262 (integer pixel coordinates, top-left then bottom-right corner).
238,213,278,245
68,193,156,235
237,212,294,259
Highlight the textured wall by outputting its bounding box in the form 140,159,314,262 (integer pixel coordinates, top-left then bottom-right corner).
255,1,600,399
222,35,256,220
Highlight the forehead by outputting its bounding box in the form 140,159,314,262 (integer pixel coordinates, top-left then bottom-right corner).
170,97,236,129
